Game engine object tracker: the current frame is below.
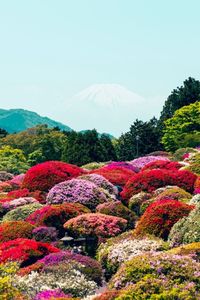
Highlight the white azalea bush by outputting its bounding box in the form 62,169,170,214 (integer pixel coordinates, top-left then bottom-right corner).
15,261,98,298
97,232,167,278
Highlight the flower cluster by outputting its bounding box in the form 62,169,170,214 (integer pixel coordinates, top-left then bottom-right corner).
79,174,118,196
130,156,169,169
22,161,85,192
168,203,200,246
105,161,139,173
64,213,127,240
46,179,108,210
2,202,43,222
32,226,58,243
0,220,35,242
141,160,182,171
135,200,193,240
26,203,90,235
33,289,72,300
121,169,197,201
0,238,60,265
91,166,135,186
96,201,136,229
155,186,192,202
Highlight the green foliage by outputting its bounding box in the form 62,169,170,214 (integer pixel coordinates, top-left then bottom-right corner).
117,118,161,161
2,203,43,222
0,145,29,174
62,129,116,166
162,101,200,152
173,147,198,161
186,152,200,175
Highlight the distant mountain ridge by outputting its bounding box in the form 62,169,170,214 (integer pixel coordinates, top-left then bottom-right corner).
0,108,72,133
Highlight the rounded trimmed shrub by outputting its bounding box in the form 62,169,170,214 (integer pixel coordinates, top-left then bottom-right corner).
141,160,182,171
155,187,192,202
2,202,43,222
46,179,108,210
79,173,118,196
186,152,200,175
168,203,200,246
32,226,58,242
105,162,139,173
96,201,136,229
64,213,127,240
91,166,135,186
26,203,90,235
135,200,194,240
2,197,38,211
130,156,169,170
121,169,197,201
0,238,60,266
128,192,152,215
0,171,14,181
0,221,35,242
81,162,106,170
22,161,85,192
167,242,200,261
109,252,200,290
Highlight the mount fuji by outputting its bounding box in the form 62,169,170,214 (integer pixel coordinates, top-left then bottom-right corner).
64,84,157,137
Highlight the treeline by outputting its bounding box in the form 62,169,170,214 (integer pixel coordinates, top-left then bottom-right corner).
0,77,199,169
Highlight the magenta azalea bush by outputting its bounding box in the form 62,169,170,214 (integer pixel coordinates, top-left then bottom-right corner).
129,156,169,170
105,162,139,173
47,179,108,210
34,289,71,300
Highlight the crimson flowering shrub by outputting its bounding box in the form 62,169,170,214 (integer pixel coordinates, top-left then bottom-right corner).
135,200,194,239
22,161,85,192
141,160,182,172
121,169,197,201
26,203,90,235
0,238,60,266
91,166,135,186
46,179,108,210
64,213,127,241
129,156,169,170
105,162,139,173
96,201,136,229
0,221,35,242
7,188,47,203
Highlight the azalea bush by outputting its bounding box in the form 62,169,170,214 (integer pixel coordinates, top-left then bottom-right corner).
32,226,58,242
79,174,118,196
129,156,169,170
0,171,14,181
22,161,85,192
64,213,127,241
0,221,35,242
128,192,152,215
168,203,200,246
46,179,107,210
97,233,166,277
2,197,39,211
185,152,200,175
91,166,135,186
105,161,139,173
141,160,182,171
109,252,200,290
26,203,90,235
7,188,47,203
2,202,43,222
155,187,192,202
33,289,72,300
82,162,106,170
167,242,200,261
135,200,193,240
96,201,136,229
121,169,197,201
0,238,60,266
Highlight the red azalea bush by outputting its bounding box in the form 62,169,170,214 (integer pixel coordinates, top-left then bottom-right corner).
91,166,135,186
121,169,197,201
26,203,90,235
135,200,194,239
22,161,85,192
7,189,46,203
141,160,182,172
64,213,127,240
0,221,35,242
0,238,60,266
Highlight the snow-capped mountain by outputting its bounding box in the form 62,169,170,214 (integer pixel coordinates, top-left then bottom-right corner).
64,84,156,137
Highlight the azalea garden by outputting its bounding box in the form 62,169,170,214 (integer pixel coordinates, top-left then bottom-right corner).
0,78,200,299
0,146,200,299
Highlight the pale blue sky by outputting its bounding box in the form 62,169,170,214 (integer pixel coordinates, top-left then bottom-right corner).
0,0,200,134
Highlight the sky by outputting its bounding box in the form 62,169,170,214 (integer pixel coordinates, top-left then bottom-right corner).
0,0,200,135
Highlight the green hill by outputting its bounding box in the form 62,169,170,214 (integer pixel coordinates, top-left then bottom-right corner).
0,109,72,133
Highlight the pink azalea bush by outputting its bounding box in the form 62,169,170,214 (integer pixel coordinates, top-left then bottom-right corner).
129,156,169,170
64,213,127,241
47,179,108,210
2,197,38,211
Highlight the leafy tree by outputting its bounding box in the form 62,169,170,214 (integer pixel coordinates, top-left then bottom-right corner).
162,101,200,152
0,146,29,174
116,118,161,160
99,134,117,161
159,77,200,128
0,128,8,138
